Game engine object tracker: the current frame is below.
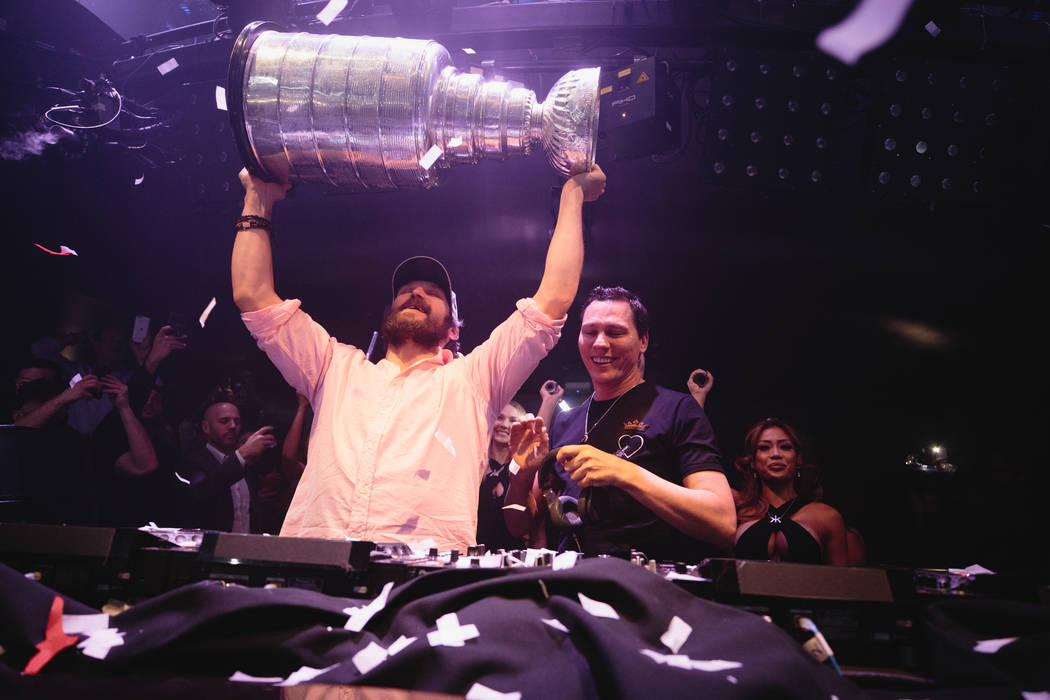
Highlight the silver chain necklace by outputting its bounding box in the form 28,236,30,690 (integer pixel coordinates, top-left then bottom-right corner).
768,497,798,525
582,384,639,443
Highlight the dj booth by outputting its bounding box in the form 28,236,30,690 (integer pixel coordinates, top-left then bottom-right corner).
1,522,1046,699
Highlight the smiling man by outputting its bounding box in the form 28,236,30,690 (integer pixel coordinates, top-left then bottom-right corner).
231,165,605,550
504,286,736,562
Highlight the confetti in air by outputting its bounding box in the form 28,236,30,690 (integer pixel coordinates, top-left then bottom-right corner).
317,0,349,26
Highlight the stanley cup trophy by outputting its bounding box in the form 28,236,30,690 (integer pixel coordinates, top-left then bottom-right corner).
227,21,601,190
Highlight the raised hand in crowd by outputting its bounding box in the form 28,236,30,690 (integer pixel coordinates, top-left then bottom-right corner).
502,417,550,541
237,425,278,465
508,418,549,474
13,374,102,428
537,380,564,429
281,392,311,488
99,374,131,409
99,374,158,477
144,325,187,375
686,368,714,409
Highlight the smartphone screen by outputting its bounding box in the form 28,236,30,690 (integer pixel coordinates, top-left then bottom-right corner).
132,315,151,343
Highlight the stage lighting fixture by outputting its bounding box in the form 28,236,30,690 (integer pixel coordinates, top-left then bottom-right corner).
868,58,1023,204
701,49,848,192
598,56,681,161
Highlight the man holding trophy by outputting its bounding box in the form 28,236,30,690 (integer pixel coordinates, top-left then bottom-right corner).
232,163,603,550
226,23,606,550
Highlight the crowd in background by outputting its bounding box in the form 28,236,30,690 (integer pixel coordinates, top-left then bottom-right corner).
6,292,1041,575
2,298,859,566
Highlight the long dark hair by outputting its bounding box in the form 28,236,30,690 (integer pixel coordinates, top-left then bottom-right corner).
733,418,821,523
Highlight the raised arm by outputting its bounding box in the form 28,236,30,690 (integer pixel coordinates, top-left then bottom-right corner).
14,375,100,428
686,368,714,409
502,418,549,540
281,393,310,489
532,165,606,319
100,375,159,477
536,380,564,429
232,169,291,312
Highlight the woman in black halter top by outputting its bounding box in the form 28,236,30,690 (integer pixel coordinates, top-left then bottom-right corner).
731,419,848,566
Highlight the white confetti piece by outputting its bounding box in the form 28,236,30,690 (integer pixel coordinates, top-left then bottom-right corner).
448,136,463,148
974,637,1018,654
727,675,738,684
352,641,388,674
59,245,78,256
691,659,743,672
387,635,416,656
434,428,457,458
419,144,443,170
465,683,521,700
215,85,227,111
343,581,394,632
133,174,144,186
199,297,217,328
276,664,338,686
69,373,83,388
542,618,569,633
577,592,618,620
665,654,693,670
660,616,692,654
638,650,739,671
665,571,707,582
508,459,521,475
816,0,916,66
961,564,996,575
924,20,941,37
641,649,742,672
1022,693,1050,700
76,627,124,659
351,635,416,674
316,0,348,26
552,551,578,571
230,671,284,683
156,57,179,76
62,614,109,635
427,612,479,647
502,503,526,512
462,48,476,55
174,471,191,485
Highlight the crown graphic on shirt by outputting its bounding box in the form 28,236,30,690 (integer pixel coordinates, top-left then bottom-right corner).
622,419,648,432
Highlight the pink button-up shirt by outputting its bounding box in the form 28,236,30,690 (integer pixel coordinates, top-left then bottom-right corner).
243,298,563,551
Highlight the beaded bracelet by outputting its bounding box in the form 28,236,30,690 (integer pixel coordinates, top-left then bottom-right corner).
235,215,273,234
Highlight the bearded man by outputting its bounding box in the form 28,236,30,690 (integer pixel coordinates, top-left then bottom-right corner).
232,165,605,549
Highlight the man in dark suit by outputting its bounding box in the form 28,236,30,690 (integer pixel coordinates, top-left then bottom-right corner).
175,401,276,532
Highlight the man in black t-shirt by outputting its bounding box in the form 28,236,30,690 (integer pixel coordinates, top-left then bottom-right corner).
504,287,735,561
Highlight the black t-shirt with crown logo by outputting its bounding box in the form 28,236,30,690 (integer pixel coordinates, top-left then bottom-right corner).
547,382,724,562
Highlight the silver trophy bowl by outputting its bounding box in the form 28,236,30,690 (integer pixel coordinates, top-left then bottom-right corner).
227,22,600,189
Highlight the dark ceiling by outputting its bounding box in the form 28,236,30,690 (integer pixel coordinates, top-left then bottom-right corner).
1,0,1047,567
